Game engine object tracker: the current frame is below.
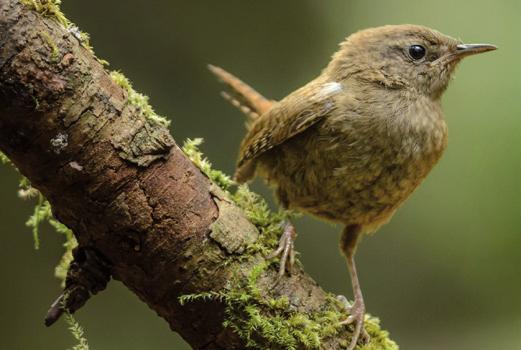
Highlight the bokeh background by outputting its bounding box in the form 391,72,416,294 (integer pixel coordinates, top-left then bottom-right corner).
1,0,520,349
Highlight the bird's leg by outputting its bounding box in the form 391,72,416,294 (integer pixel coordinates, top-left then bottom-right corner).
266,221,297,277
339,224,370,349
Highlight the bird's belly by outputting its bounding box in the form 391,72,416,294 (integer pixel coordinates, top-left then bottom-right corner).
274,163,419,227
258,128,445,229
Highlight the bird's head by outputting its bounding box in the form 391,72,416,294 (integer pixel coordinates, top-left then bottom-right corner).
327,24,496,99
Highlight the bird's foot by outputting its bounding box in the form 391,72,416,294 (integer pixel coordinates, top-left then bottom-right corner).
337,295,370,349
266,221,296,277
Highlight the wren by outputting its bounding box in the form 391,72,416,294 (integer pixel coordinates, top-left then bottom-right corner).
210,24,496,349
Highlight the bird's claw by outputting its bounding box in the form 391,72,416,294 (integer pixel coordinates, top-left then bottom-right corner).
266,221,296,277
338,295,371,349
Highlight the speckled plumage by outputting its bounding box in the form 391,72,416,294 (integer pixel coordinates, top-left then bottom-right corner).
256,88,447,232
210,24,495,350
237,25,458,233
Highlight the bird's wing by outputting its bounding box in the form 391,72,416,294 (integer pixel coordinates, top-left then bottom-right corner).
235,80,343,182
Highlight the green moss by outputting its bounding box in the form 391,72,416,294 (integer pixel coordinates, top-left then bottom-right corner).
67,25,109,65
182,138,234,190
22,189,77,280
0,152,76,277
63,310,90,350
110,71,170,127
66,25,91,54
51,217,78,286
25,192,47,249
20,0,109,66
0,151,11,165
20,0,69,27
360,318,398,350
39,30,60,62
21,185,77,276
232,184,296,256
180,262,397,349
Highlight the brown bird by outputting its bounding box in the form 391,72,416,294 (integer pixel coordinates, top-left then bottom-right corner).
210,24,495,349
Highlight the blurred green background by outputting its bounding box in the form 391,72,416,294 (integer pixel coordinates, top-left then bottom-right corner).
1,0,520,349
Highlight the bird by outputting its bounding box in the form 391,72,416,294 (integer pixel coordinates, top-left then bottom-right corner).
209,24,495,349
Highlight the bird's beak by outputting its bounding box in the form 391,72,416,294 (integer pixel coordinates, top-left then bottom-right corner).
434,43,496,66
454,43,497,58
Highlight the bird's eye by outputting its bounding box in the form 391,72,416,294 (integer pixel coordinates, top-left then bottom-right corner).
408,45,426,60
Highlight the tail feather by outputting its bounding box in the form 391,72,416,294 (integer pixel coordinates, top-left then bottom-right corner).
208,64,274,121
220,91,260,120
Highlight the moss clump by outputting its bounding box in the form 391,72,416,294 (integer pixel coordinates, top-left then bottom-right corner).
182,138,234,191
20,0,69,27
51,216,77,286
360,319,398,350
0,151,11,165
21,0,109,66
110,71,170,127
180,262,398,349
21,181,78,280
232,184,295,256
179,262,337,349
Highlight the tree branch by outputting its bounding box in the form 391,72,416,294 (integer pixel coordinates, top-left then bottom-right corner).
0,1,397,349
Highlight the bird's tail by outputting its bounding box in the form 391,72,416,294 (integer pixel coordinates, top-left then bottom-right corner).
208,65,274,126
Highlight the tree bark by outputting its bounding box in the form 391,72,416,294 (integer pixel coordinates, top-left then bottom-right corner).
0,1,396,349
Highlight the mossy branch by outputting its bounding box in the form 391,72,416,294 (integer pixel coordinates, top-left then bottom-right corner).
0,1,398,349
